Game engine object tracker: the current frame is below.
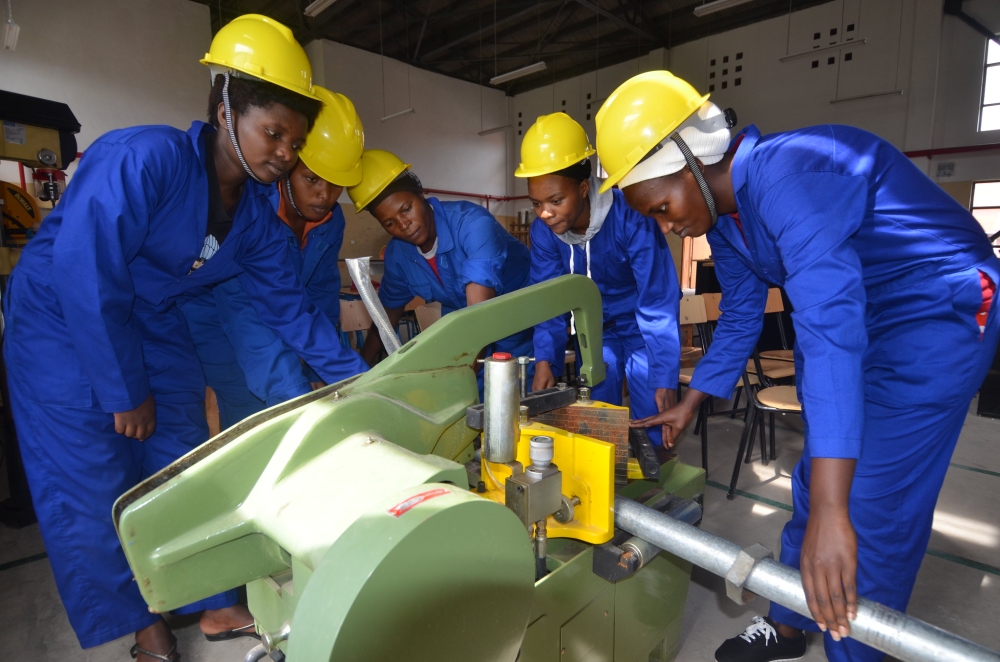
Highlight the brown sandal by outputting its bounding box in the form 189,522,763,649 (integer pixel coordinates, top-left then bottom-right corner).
129,639,180,662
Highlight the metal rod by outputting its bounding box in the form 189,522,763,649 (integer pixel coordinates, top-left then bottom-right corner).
614,496,1000,662
830,89,903,104
483,355,519,463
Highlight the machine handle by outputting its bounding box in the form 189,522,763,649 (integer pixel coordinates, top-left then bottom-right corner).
358,275,607,389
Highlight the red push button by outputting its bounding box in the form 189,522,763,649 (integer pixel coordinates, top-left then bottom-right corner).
492,352,513,360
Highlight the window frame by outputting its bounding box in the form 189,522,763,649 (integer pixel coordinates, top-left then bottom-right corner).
979,39,1000,132
971,180,1000,255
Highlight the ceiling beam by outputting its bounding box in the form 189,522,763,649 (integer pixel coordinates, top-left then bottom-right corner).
569,0,659,42
419,0,563,62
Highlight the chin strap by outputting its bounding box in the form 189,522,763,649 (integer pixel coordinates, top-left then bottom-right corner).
222,72,267,185
284,175,306,219
669,131,718,228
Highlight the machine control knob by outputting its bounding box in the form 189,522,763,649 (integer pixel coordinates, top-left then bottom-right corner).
37,149,57,167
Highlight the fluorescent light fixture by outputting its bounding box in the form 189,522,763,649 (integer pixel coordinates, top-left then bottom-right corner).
490,61,547,86
304,0,338,18
381,108,415,122
693,0,756,17
478,125,511,136
2,19,18,51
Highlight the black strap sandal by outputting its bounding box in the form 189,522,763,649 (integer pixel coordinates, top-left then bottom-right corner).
129,639,180,662
204,622,260,642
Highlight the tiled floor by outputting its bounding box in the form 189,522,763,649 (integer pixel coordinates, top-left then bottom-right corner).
1,398,997,661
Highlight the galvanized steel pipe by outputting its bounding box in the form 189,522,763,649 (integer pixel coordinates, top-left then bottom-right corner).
346,257,401,353
614,496,1000,662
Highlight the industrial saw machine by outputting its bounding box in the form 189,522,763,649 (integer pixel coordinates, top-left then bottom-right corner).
113,275,1000,662
114,275,702,662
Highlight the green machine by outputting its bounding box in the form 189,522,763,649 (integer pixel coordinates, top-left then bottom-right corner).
114,275,705,662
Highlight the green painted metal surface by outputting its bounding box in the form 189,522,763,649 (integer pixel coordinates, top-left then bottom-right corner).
517,460,706,662
111,275,704,661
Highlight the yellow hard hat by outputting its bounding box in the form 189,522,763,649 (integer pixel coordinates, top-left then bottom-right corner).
201,14,320,101
514,112,596,178
298,87,365,186
347,149,412,213
595,71,709,193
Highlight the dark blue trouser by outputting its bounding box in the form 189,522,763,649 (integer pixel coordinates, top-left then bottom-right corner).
769,264,1000,661
5,384,238,648
589,329,663,446
3,274,237,649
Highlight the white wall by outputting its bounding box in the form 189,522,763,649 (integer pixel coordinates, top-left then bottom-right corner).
512,0,1000,193
0,0,211,187
306,39,514,257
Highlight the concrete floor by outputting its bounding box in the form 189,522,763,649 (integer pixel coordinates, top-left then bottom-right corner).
1,397,998,661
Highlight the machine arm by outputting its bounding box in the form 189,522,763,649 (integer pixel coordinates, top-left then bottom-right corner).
357,274,606,389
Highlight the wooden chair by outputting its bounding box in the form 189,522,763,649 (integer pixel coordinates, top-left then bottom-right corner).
748,289,796,379
340,300,373,350
727,355,802,499
676,295,712,472
759,288,794,362
414,301,442,332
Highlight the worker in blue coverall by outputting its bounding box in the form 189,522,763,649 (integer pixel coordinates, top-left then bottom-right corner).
2,16,366,662
180,87,366,429
515,112,680,446
600,72,1000,662
352,149,533,388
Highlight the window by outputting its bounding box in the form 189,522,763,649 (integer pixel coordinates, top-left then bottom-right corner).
981,40,1000,131
972,181,1000,255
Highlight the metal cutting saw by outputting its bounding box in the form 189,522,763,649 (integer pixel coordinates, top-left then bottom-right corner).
113,275,1000,662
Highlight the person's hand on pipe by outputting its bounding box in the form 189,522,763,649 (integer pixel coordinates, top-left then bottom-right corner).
533,361,557,392
800,458,858,641
630,387,707,448
114,395,157,441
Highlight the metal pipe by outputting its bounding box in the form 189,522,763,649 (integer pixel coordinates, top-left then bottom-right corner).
620,536,661,569
483,355,519,463
243,644,269,662
614,496,1000,662
346,257,401,354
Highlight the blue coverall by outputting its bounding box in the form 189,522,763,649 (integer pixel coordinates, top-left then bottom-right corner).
530,188,681,445
2,122,367,648
689,125,1000,661
377,197,533,371
180,186,350,429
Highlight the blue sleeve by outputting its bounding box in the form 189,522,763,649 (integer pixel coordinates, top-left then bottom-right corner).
305,208,345,326
454,206,508,291
377,243,416,310
529,219,569,371
49,139,174,412
236,209,368,385
688,228,769,400
627,213,681,389
762,172,868,459
213,278,312,404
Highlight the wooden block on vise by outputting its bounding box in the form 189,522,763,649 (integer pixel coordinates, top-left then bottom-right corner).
531,403,630,485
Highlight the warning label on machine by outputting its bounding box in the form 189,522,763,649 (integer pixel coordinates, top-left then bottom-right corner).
3,121,26,145
387,488,451,517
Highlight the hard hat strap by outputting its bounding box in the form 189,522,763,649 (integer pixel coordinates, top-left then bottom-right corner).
669,131,717,228
223,72,268,186
284,175,306,219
